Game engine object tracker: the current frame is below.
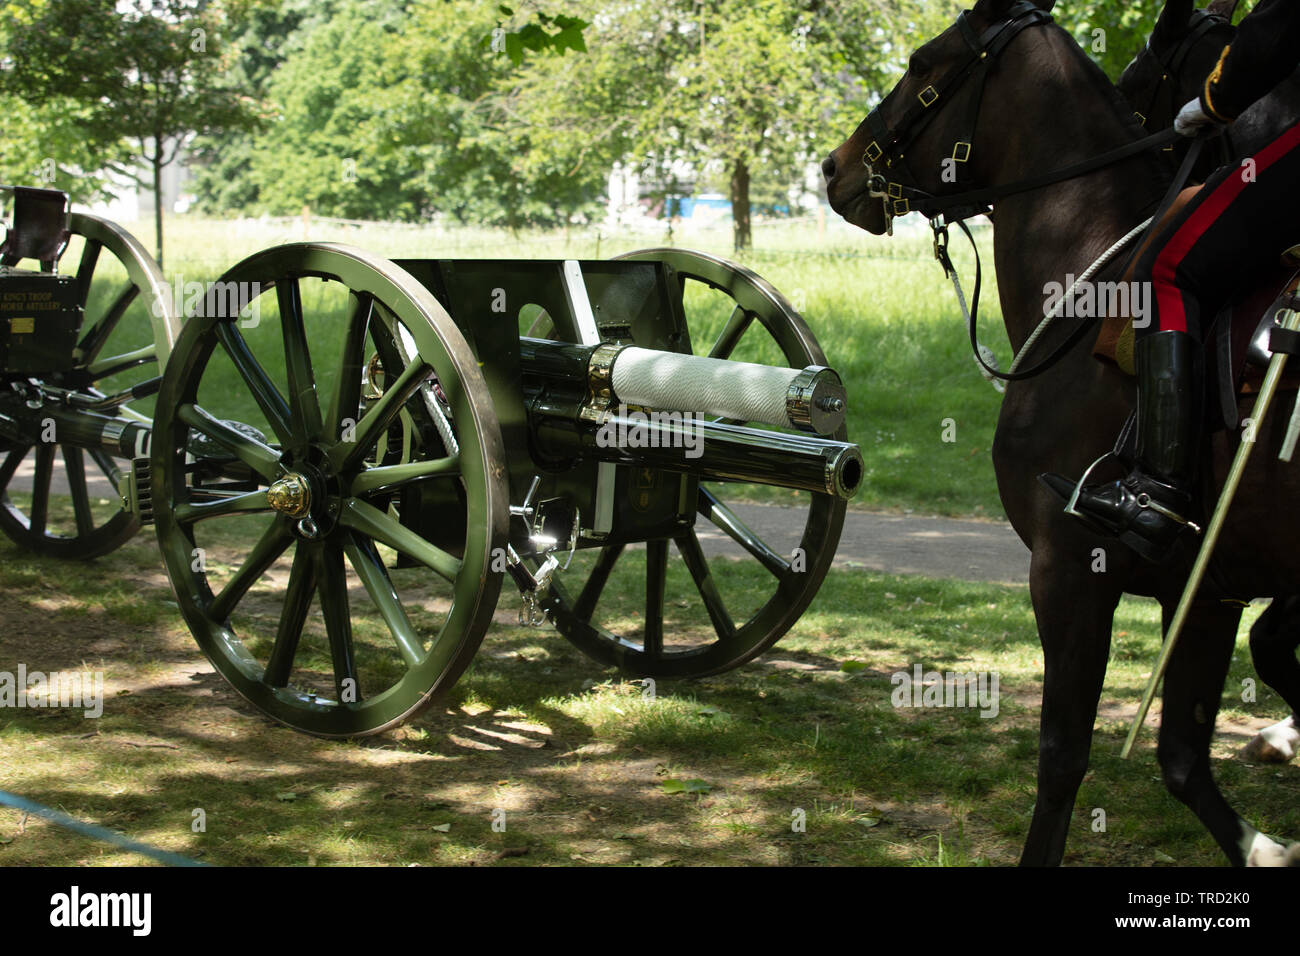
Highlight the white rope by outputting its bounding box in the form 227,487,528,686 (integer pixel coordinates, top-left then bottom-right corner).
950,216,1154,392
1008,216,1154,374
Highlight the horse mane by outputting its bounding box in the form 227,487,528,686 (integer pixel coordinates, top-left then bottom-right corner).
1038,17,1174,206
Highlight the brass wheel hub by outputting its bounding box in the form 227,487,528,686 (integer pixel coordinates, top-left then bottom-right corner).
267,473,312,518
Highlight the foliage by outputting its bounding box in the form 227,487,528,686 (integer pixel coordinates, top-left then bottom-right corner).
0,0,262,262
4,0,1245,235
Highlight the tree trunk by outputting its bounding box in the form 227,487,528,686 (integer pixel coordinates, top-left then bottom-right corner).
152,154,164,269
730,158,751,254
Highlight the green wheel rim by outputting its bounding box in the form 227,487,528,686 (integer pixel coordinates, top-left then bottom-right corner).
152,243,507,737
0,212,179,559
543,248,848,679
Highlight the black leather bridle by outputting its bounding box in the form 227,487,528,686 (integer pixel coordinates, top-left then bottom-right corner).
858,1,1219,384
861,1,1181,232
1130,9,1231,131
1127,9,1235,170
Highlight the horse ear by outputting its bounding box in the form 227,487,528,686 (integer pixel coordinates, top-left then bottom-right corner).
1205,0,1241,20
1152,0,1195,42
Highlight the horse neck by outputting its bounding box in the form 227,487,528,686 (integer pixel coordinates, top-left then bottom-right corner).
985,43,1165,355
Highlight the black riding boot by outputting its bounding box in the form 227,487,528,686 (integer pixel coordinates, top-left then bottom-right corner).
1041,330,1201,563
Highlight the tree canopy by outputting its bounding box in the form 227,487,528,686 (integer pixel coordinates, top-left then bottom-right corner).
0,0,1235,252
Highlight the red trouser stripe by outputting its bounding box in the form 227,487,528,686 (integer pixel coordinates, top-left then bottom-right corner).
1152,122,1300,332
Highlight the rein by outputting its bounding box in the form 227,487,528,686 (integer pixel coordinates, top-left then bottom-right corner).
860,1,1183,230
942,134,1208,389
864,0,1215,388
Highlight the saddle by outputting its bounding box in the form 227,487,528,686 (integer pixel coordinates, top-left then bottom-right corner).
1092,185,1300,431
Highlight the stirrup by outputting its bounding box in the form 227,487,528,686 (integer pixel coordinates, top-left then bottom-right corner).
1063,451,1119,520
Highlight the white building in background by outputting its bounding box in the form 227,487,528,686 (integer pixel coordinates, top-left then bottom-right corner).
606,158,826,229
80,145,193,222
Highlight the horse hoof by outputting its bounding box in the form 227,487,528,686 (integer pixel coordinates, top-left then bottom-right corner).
1245,832,1292,866
1242,717,1300,764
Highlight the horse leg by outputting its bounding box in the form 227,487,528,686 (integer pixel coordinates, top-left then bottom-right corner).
1245,596,1300,763
1020,560,1120,866
1158,600,1298,865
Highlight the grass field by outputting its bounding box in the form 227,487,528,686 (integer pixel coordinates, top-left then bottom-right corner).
113,213,1012,518
0,530,1293,867
3,214,1295,869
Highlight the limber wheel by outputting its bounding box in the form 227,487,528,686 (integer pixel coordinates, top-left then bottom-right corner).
543,248,849,678
152,243,508,737
0,213,179,558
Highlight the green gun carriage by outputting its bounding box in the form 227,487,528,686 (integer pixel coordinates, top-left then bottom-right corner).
0,184,863,737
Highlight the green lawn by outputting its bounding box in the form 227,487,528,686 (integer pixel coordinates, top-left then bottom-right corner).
122,215,1010,518
0,528,1294,867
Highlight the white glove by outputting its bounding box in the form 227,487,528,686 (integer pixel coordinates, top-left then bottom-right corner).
1174,98,1228,137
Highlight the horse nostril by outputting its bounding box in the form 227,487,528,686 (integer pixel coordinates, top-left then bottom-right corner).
821,154,836,180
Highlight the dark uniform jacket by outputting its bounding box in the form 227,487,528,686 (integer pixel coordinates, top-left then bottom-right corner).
1202,0,1300,120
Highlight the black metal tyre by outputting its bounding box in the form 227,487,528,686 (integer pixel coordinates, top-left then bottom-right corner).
0,212,179,558
151,243,508,737
544,248,848,679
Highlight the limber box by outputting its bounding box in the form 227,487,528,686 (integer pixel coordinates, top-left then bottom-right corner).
0,269,83,374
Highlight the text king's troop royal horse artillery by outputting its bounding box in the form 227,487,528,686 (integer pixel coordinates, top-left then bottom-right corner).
824,0,1299,865
0,184,863,738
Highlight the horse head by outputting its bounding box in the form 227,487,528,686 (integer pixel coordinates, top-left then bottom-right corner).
822,0,1061,236
1116,0,1235,173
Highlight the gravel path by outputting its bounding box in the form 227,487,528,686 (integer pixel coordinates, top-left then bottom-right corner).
698,502,1030,586
9,456,1031,584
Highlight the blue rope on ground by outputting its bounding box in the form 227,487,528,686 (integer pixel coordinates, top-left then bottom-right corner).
0,789,208,867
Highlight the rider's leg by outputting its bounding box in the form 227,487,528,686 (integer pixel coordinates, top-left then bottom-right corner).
1050,119,1300,562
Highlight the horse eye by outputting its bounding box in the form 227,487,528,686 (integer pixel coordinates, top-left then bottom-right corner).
908,54,930,76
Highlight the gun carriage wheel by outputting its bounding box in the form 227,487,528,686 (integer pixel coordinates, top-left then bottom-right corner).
151,244,508,737
541,248,851,679
0,204,180,558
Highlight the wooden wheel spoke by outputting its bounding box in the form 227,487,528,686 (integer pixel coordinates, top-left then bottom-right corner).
175,490,273,525
209,519,293,622
329,359,432,472
263,544,316,687
644,539,668,657
0,446,32,491
708,305,754,360
74,239,102,306
328,292,373,443
86,343,155,381
178,403,282,480
674,530,735,639
338,497,461,582
87,448,123,486
314,544,359,704
29,444,55,535
214,322,294,445
351,455,459,497
79,284,138,363
698,487,791,579
344,534,423,670
574,543,624,619
63,447,95,537
278,278,323,440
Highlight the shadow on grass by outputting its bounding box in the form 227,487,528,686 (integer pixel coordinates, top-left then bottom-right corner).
0,538,1296,867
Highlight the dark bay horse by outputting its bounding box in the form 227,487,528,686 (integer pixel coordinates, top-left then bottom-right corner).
823,0,1300,865
1119,0,1300,766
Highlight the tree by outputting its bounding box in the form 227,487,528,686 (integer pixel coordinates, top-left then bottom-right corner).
0,0,263,265
490,0,963,252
